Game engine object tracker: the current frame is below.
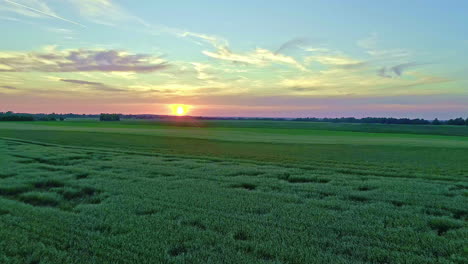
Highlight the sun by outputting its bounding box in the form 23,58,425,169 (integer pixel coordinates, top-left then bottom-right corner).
170,104,190,116
176,106,185,115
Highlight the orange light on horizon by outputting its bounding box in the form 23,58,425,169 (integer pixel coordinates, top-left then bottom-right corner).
169,104,190,116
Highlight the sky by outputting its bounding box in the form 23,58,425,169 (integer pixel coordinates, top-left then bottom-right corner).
0,0,467,118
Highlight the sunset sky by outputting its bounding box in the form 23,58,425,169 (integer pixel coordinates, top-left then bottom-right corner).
0,0,467,118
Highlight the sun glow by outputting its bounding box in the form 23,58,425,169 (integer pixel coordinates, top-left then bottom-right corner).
170,104,190,116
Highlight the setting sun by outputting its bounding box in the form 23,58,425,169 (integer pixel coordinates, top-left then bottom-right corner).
170,104,190,116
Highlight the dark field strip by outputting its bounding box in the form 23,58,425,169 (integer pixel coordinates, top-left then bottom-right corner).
0,138,467,263
1,129,467,176
2,136,466,183
34,120,468,137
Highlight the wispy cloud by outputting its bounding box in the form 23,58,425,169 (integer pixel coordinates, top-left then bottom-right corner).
288,86,322,92
46,27,74,34
176,32,308,71
1,0,55,18
192,63,217,81
377,62,430,78
386,76,451,90
60,79,103,86
203,47,307,71
356,33,432,80
2,0,85,27
279,63,451,97
377,67,392,78
0,48,169,73
391,62,427,76
62,0,307,72
357,33,378,50
275,38,310,54
60,78,124,92
67,0,143,26
1,85,16,89
0,15,20,21
358,33,411,60
179,32,228,48
306,55,366,69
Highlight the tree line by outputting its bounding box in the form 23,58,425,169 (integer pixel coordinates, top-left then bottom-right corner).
0,112,64,121
99,113,121,121
0,111,34,121
1,111,467,125
0,112,122,122
293,117,468,126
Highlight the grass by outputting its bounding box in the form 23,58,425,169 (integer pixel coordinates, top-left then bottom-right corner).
1,120,468,148
21,119,468,137
1,128,467,175
0,120,467,263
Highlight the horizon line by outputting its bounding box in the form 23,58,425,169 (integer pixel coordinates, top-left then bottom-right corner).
2,111,466,121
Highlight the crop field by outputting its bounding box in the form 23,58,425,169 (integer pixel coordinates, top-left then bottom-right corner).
0,120,467,263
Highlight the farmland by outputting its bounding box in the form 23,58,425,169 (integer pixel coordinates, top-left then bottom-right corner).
0,120,467,263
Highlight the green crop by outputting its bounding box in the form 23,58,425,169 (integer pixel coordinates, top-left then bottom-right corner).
0,120,467,263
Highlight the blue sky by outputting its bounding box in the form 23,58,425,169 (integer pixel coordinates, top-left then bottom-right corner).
0,0,467,118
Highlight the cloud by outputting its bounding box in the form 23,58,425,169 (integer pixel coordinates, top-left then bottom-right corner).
2,0,85,27
278,64,450,97
377,62,430,78
377,67,392,78
66,0,307,74
203,47,307,71
0,16,20,21
280,75,344,95
1,0,55,18
358,33,411,60
306,55,366,69
179,32,228,49
60,79,124,92
65,0,231,57
288,87,322,92
304,47,331,53
367,49,411,59
1,85,16,89
390,62,427,76
358,34,427,79
193,87,224,94
192,63,217,81
173,31,308,71
357,33,378,50
387,76,451,90
60,79,102,86
46,28,74,34
0,48,169,73
67,0,143,26
275,38,310,54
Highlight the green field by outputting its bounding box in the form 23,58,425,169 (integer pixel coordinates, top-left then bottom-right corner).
0,120,467,263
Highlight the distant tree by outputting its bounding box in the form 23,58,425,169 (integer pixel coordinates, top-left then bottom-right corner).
59,116,65,121
447,117,466,126
38,114,57,121
100,113,121,121
0,112,34,121
466,118,468,126
293,116,430,125
432,118,441,125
